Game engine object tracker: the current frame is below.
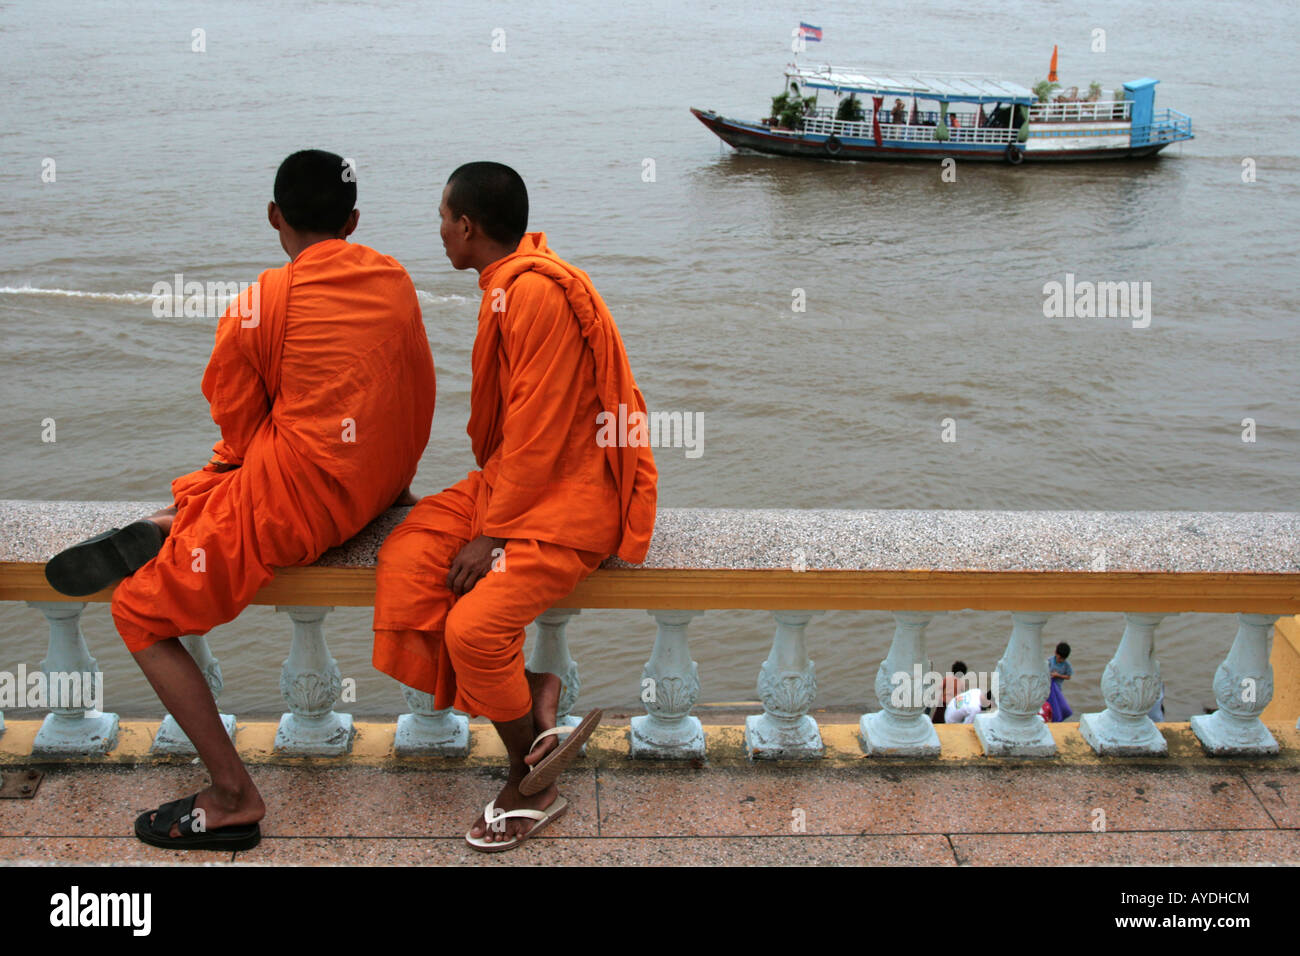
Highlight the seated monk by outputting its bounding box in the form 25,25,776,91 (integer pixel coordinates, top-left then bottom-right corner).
372,162,657,853
44,149,437,850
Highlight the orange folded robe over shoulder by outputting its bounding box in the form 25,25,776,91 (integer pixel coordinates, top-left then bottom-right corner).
112,239,436,651
372,232,656,721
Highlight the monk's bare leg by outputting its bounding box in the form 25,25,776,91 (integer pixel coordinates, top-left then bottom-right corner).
524,668,562,767
132,639,265,836
468,710,560,845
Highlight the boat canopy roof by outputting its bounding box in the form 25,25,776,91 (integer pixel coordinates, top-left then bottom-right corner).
787,65,1036,105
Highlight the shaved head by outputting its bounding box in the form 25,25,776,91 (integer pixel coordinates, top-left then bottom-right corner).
445,162,528,248
274,149,356,234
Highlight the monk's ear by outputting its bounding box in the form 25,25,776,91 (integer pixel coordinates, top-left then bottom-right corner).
267,201,281,231
339,208,360,239
455,212,475,242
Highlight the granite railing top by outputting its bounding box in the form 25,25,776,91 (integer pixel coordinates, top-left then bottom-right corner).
2,500,1298,574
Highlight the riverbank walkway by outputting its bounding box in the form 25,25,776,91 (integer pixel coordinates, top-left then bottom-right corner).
2,716,1296,865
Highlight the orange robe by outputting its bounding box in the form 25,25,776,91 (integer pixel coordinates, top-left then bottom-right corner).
372,232,656,721
112,239,436,651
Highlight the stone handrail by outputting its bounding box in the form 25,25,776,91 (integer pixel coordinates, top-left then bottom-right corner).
1,500,1297,762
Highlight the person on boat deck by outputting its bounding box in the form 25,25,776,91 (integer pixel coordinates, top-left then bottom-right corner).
371,162,657,853
43,149,437,851
789,82,809,115
891,99,906,124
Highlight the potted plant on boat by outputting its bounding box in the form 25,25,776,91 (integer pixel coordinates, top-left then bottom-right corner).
836,94,865,122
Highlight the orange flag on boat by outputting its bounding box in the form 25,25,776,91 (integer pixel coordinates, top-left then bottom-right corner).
1048,45,1058,82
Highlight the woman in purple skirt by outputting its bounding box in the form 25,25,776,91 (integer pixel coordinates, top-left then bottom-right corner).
1045,642,1074,722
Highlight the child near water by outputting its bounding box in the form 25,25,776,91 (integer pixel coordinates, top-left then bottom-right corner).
1045,641,1073,722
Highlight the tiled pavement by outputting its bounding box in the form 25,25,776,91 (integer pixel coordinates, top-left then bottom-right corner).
1,721,1297,866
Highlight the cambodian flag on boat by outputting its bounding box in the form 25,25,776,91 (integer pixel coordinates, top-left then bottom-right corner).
797,22,823,42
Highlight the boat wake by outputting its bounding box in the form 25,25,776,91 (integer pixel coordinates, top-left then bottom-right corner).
0,285,158,303
415,290,470,305
0,285,472,308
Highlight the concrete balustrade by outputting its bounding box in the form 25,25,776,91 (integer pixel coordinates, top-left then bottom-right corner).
631,610,705,758
153,633,235,754
26,600,117,756
275,605,353,755
861,611,941,757
1,501,1298,762
1079,612,1170,756
1191,614,1281,755
394,687,468,757
747,610,822,759
975,612,1057,757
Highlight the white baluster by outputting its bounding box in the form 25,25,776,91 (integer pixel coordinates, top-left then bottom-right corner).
27,601,118,755
861,611,943,757
1191,613,1280,755
528,608,583,731
394,687,468,756
152,634,236,754
274,605,353,755
746,610,823,759
630,610,705,759
1080,613,1170,756
974,611,1057,757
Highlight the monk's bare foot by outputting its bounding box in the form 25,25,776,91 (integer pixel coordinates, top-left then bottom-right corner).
147,782,265,838
524,669,561,767
467,777,560,845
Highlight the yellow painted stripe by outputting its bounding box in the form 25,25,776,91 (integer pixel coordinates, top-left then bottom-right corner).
1,720,1295,768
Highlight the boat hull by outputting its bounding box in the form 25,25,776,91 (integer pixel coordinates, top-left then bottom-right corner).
691,108,1175,163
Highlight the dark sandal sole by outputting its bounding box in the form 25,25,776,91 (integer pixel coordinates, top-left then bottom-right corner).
45,521,163,596
133,809,262,851
518,708,602,796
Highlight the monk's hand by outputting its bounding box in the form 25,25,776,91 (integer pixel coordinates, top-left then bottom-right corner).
447,535,507,595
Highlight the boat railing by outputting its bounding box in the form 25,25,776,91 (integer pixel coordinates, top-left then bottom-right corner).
1029,100,1131,123
802,115,1018,146
1135,108,1194,144
815,109,991,127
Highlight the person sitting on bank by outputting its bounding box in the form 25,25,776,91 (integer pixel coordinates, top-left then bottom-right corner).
44,149,437,851
932,660,968,724
371,162,657,853
945,686,992,724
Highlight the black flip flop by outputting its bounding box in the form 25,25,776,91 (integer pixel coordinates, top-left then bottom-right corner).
134,794,262,851
45,520,164,596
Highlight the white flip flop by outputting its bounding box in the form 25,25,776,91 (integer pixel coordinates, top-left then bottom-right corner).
465,795,569,853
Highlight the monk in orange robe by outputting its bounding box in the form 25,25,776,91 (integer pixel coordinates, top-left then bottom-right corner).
44,149,436,850
372,162,656,851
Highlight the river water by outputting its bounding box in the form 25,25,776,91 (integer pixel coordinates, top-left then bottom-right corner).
2,0,1296,721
